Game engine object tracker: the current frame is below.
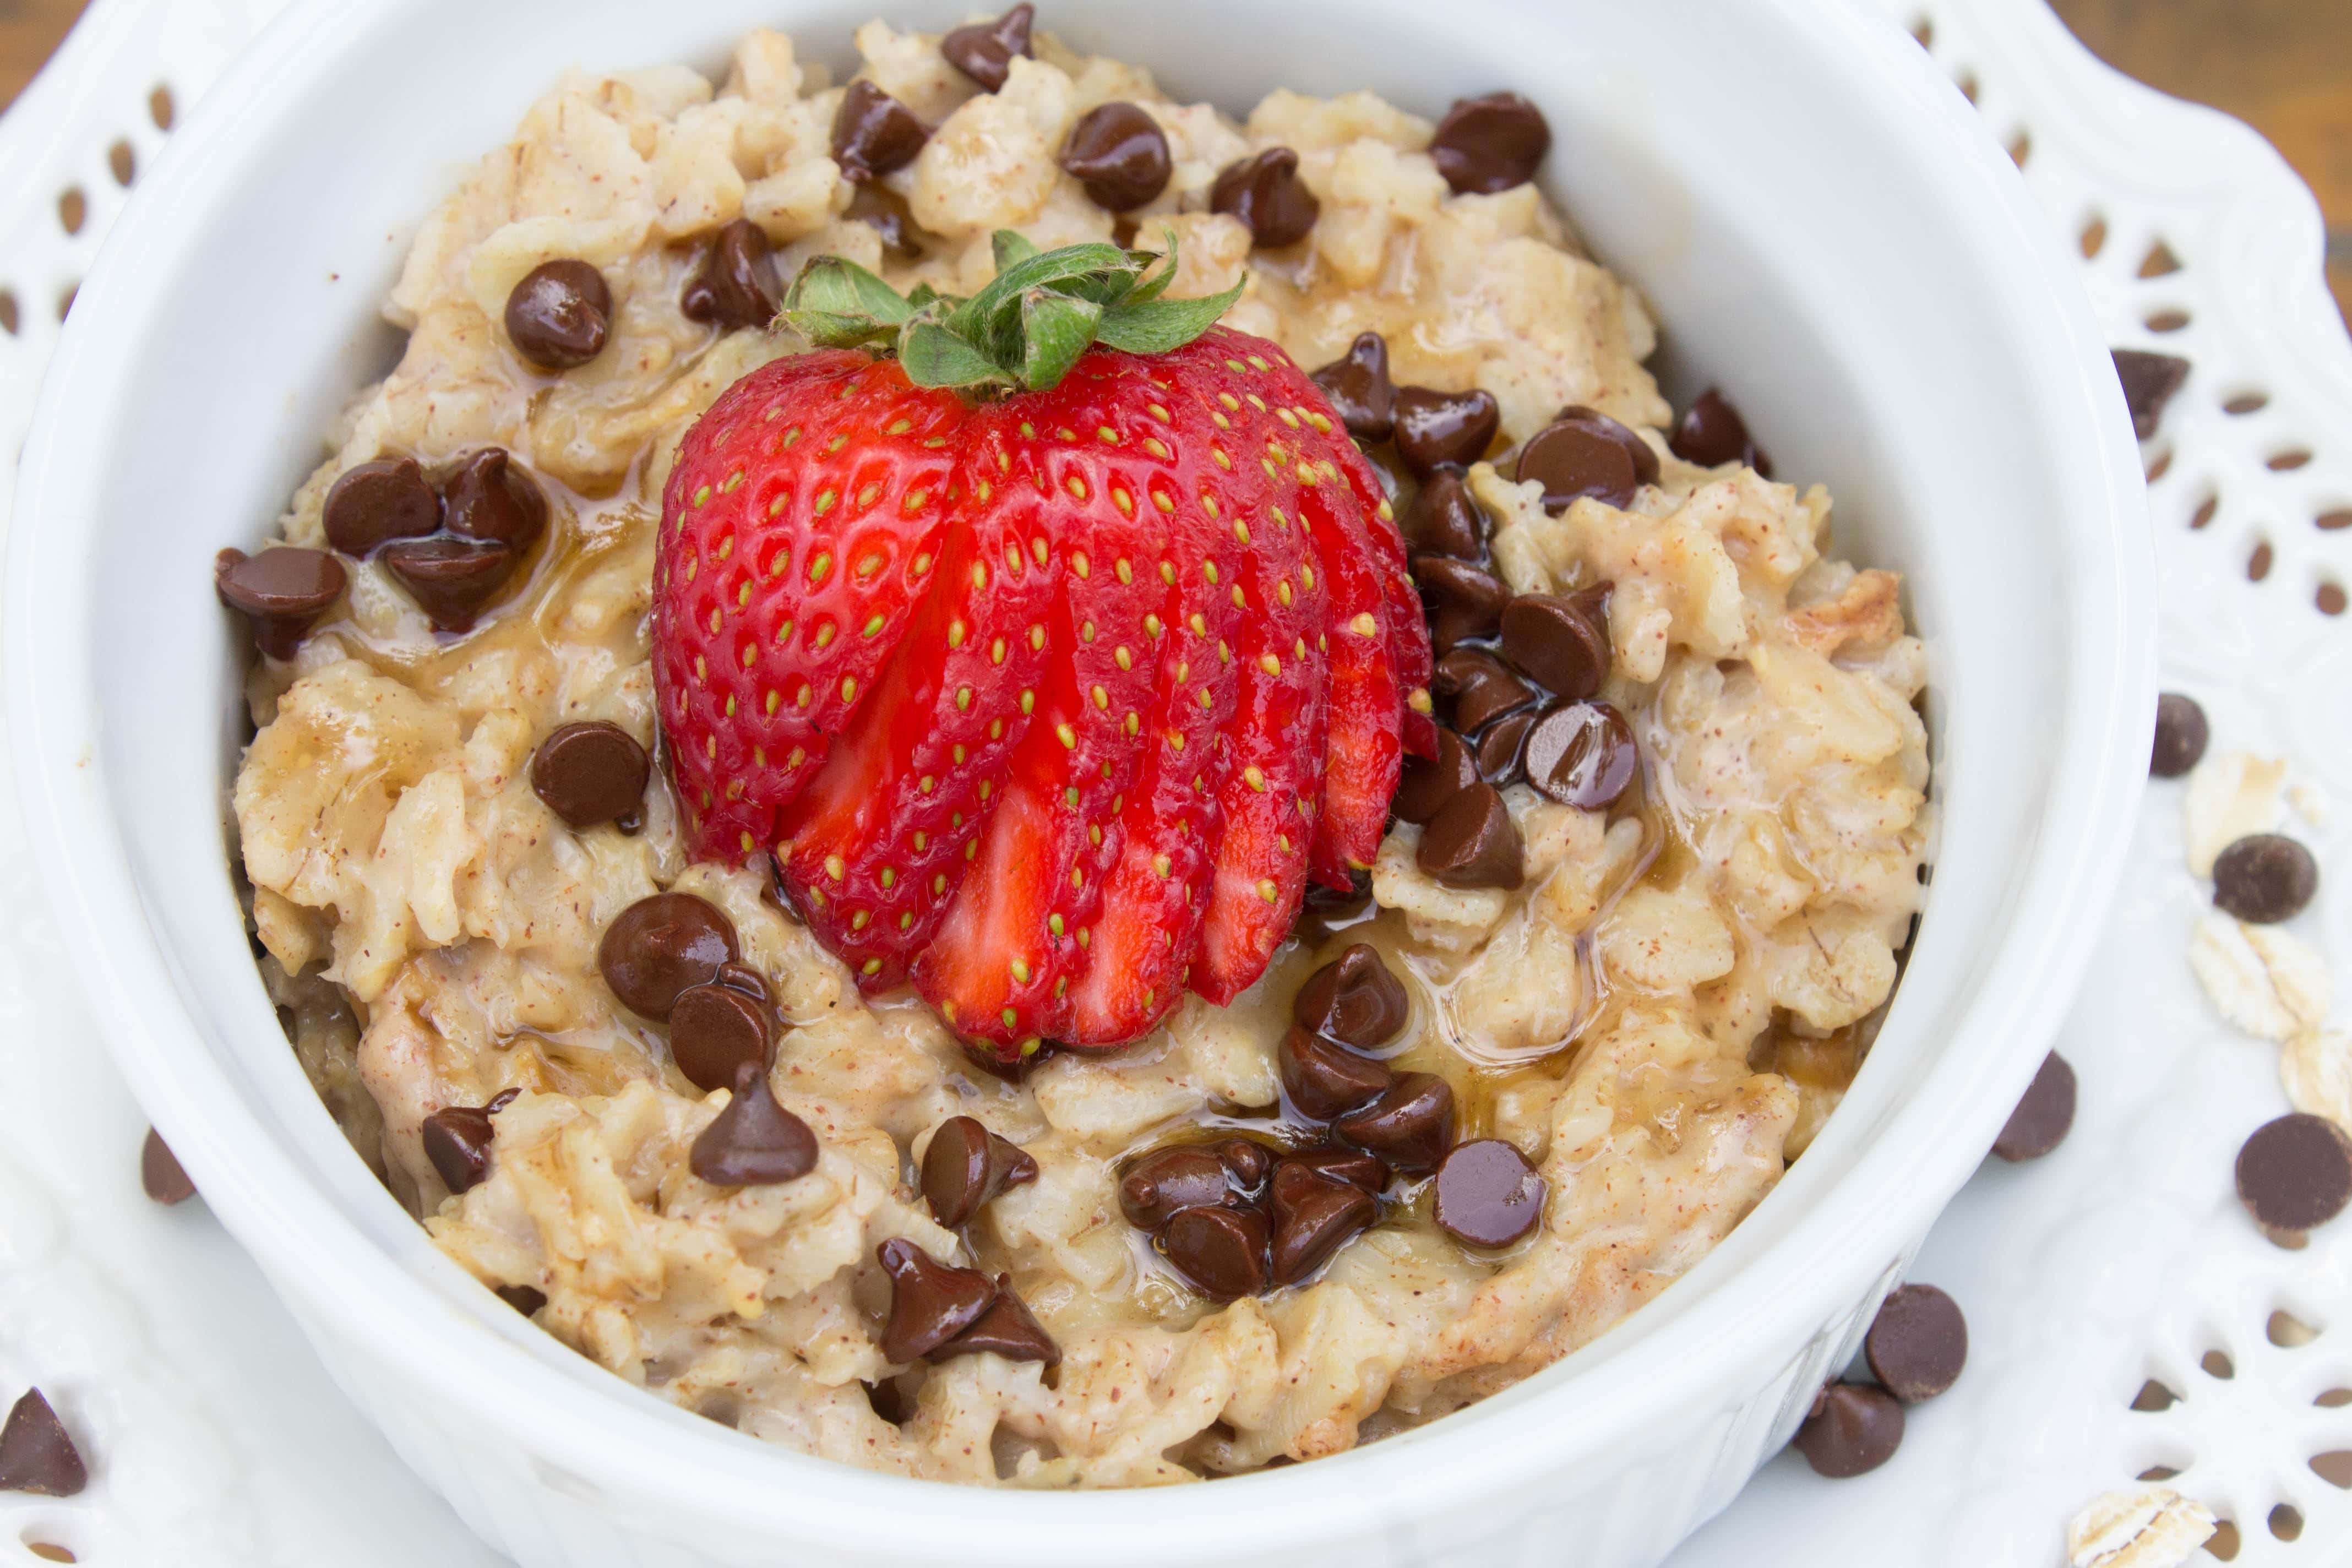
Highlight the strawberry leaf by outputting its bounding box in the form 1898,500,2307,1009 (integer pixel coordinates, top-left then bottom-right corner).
780,255,914,347
900,314,1013,390
1097,280,1245,355
1017,290,1103,391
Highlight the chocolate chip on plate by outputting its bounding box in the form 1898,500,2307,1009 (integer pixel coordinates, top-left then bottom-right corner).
1279,1027,1395,1121
2212,834,2318,924
1160,1204,1271,1300
940,3,1034,91
1522,699,1638,810
1499,592,1610,701
1434,647,1536,735
1268,1161,1378,1286
922,1115,1039,1227
1393,727,1478,825
2235,1112,2352,1240
214,546,348,659
1215,1137,1273,1193
669,981,776,1093
1428,91,1552,195
380,535,515,633
1392,385,1500,476
1990,1050,2076,1162
1278,1145,1388,1193
1059,102,1172,213
832,80,930,184
0,1390,86,1498
495,1284,548,1316
1476,709,1534,784
2150,692,2209,778
1293,944,1409,1049
1118,1145,1233,1231
1864,1283,1968,1403
846,184,925,261
530,721,650,830
938,1276,1060,1364
1793,1382,1904,1478
503,259,611,371
682,217,781,333
1433,1139,1545,1248
1209,148,1319,249
690,1060,818,1186
2113,348,2191,440
421,1088,520,1196
439,447,548,552
1309,332,1395,444
1669,387,1772,477
1406,466,1487,560
1517,414,1643,513
1333,1072,1455,1173
876,1238,997,1363
1417,781,1523,890
1410,553,1511,652
140,1127,195,1206
598,892,740,1020
321,456,442,557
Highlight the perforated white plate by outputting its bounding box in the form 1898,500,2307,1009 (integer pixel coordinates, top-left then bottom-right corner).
2,0,2348,1562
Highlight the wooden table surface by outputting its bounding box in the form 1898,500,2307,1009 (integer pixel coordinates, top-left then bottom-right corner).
2,0,2346,324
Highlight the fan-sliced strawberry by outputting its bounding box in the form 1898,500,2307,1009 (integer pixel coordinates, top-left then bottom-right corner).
1319,427,1436,759
1297,477,1404,886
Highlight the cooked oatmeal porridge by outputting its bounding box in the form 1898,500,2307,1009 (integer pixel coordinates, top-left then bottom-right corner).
219,8,1931,1487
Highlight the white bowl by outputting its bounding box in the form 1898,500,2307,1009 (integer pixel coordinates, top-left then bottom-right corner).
4,0,2152,1562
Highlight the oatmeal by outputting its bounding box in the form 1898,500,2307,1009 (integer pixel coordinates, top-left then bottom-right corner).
221,9,1930,1488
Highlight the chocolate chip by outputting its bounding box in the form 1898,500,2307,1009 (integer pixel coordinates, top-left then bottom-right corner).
1332,1071,1456,1173
1058,102,1171,212
1475,709,1533,784
682,217,781,333
1669,388,1771,476
1278,1027,1395,1121
1501,587,1610,700
922,1115,1039,1227
1864,1283,1968,1403
1406,467,1486,560
421,1089,518,1195
876,1238,996,1363
140,1128,195,1205
1429,91,1551,195
598,892,740,1020
832,79,929,184
380,535,515,633
1793,1382,1904,1478
1522,700,1637,809
2113,349,2191,440
0,1391,86,1498
2150,693,2208,778
1416,781,1523,890
862,1379,910,1424
715,961,771,1004
1209,148,1319,249
937,1277,1059,1365
1517,416,1639,513
1118,1145,1233,1231
1392,386,1500,477
687,1060,815,1186
1216,1138,1272,1193
1409,553,1511,652
495,1284,547,1316
1309,333,1395,443
1277,1145,1388,1193
530,721,650,829
1394,727,1478,825
960,1039,1055,1084
846,184,925,260
1268,1161,1378,1286
1433,1139,1545,1247
1293,944,1409,1049
321,456,441,556
669,982,776,1093
2212,834,2318,924
940,3,1033,91
503,259,611,371
1434,647,1536,735
1990,1051,2075,1162
214,546,347,658
2236,1112,2352,1238
1564,406,1659,485
438,448,548,552
1159,1204,1271,1300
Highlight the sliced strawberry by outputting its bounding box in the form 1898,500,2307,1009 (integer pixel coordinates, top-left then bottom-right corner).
1295,476,1404,885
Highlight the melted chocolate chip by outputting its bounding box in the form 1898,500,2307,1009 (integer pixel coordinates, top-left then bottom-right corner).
1279,1027,1395,1121
530,721,650,830
832,80,929,184
1406,467,1487,560
598,892,740,1020
938,1277,1060,1364
1293,944,1409,1049
1160,1204,1271,1300
322,457,441,557
715,962,771,1004
380,535,516,633
1309,333,1395,443
1332,1071,1456,1173
1864,1283,1968,1403
1059,102,1172,212
1500,589,1610,701
1429,91,1552,195
669,982,775,1093
503,259,611,371
1268,1161,1378,1286
495,1284,547,1316
1434,647,1535,735
2236,1113,2352,1238
846,184,925,260
214,546,347,659
2212,834,2318,924
1209,148,1319,249
421,1088,519,1195
2113,349,2191,440
1433,1139,1545,1247
682,218,781,333
1410,553,1511,652
1278,1145,1388,1193
438,448,548,551
1415,781,1523,890
1118,1145,1233,1231
140,1128,195,1206
1794,1382,1904,1478
875,1238,995,1363
940,4,1034,92
0,1391,86,1498
1475,709,1534,784
1990,1052,2076,1162
690,1061,818,1186
961,1039,1055,1084
1392,386,1500,476
1393,727,1478,825
1518,412,1649,513
922,1115,1039,1228
2151,692,2209,778
1669,388,1772,476
1216,1138,1273,1193
1522,700,1638,809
